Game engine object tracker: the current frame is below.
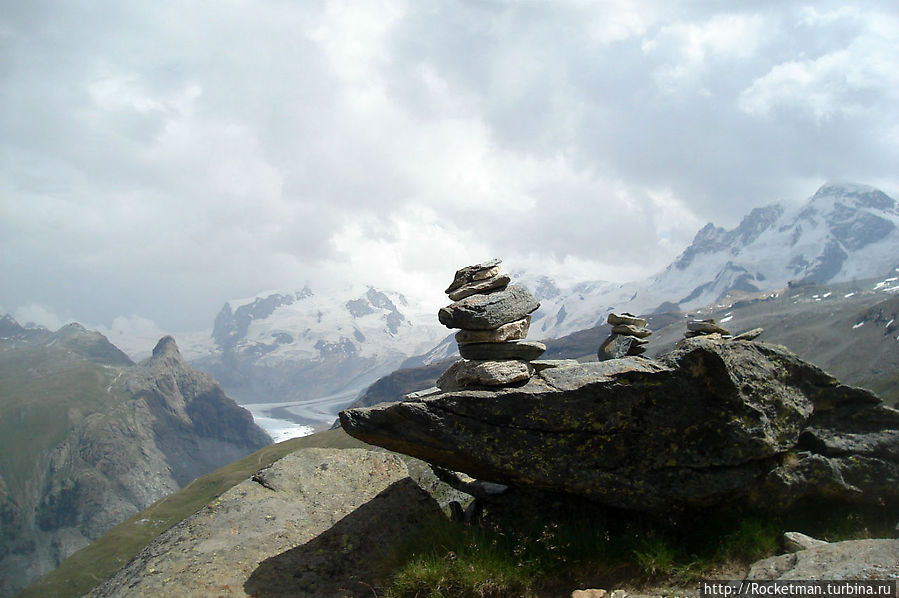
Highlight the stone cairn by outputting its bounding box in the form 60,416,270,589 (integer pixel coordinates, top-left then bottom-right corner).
597,312,652,360
435,259,544,390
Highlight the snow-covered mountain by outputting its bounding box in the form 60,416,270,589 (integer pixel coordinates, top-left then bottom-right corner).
175,182,898,430
191,284,446,427
522,183,899,340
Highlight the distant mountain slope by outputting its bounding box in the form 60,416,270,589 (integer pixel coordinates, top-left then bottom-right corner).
525,183,899,340
348,271,899,415
192,285,446,421
538,272,899,408
0,319,271,597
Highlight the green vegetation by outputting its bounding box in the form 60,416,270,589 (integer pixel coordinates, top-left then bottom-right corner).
0,346,130,504
17,428,369,598
382,500,896,598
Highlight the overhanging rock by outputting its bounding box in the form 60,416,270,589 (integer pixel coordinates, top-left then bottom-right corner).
339,336,899,513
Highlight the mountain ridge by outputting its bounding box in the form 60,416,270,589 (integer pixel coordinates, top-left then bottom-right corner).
524,182,899,340
0,320,271,596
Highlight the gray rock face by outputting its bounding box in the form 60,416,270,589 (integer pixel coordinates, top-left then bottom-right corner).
448,274,511,301
458,340,546,361
438,285,540,330
87,449,443,598
341,337,899,513
746,538,899,580
445,259,502,294
455,317,531,344
436,359,534,390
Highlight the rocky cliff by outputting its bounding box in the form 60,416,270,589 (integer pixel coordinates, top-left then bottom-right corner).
341,336,899,513
0,321,271,597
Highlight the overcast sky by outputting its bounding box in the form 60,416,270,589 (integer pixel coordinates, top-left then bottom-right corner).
1,1,897,333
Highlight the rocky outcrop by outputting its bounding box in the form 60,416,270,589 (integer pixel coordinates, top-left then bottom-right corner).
86,448,443,598
746,538,899,580
340,336,899,513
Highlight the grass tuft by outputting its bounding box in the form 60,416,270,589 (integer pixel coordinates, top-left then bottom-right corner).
381,497,896,598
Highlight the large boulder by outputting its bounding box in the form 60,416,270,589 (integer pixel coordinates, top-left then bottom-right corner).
340,337,899,513
86,448,443,598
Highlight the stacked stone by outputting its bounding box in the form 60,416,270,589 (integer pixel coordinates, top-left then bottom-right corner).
597,312,652,360
684,318,731,339
435,259,544,390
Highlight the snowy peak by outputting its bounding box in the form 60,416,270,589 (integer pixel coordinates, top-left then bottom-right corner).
673,204,785,271
661,183,898,299
345,288,408,335
811,182,897,211
209,285,444,364
213,288,313,350
519,183,899,342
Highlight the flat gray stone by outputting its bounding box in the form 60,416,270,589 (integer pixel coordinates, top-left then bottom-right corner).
458,340,546,361
445,259,502,294
611,324,652,338
734,327,764,341
456,317,530,344
439,285,540,330
608,312,648,327
687,319,730,335
447,274,511,301
403,387,442,401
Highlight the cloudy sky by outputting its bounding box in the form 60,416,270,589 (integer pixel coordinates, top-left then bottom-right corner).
1,1,897,334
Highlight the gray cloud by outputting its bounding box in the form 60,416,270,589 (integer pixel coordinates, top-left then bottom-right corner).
1,0,896,331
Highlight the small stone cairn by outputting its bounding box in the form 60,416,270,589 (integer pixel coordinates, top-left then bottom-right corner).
435,259,544,390
597,312,651,360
